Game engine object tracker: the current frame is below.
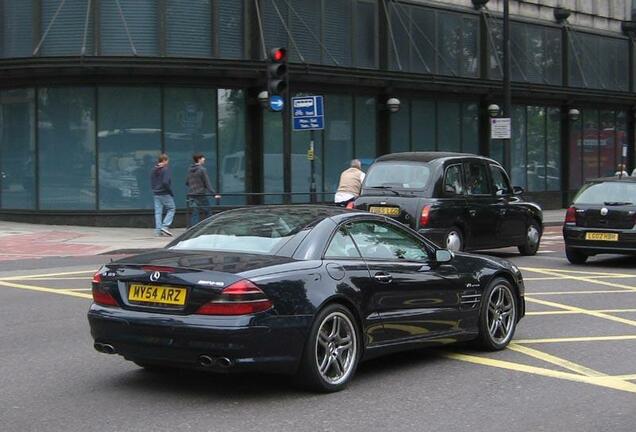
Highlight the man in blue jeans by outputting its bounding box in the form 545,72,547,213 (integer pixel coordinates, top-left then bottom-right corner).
150,153,175,237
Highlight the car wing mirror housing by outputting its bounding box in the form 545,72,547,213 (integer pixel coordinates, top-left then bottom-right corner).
435,249,454,264
513,186,524,195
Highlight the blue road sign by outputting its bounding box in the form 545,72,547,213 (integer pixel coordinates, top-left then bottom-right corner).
292,96,324,131
269,95,284,112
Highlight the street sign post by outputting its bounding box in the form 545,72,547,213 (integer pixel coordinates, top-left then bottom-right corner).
269,95,284,112
292,96,325,202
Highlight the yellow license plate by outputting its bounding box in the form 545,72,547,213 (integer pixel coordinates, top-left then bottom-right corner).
369,206,400,216
585,232,619,241
128,284,187,306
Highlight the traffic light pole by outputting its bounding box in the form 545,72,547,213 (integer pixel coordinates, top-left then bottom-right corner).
309,130,316,203
503,0,512,172
283,81,291,205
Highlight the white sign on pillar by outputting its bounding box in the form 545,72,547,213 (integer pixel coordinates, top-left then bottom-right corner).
490,118,511,140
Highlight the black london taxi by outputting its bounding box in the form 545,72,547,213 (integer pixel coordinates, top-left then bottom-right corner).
352,152,543,254
563,176,636,264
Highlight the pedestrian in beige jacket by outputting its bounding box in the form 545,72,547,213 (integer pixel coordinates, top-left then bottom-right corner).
334,159,366,206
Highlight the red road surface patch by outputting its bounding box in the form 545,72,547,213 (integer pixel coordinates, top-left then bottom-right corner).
0,231,107,261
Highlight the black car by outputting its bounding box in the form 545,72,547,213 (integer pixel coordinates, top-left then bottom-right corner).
563,176,636,264
88,206,525,392
353,152,543,255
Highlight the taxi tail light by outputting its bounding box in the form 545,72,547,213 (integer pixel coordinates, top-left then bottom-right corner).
346,201,355,209
565,206,577,225
195,280,273,316
92,271,118,307
419,205,432,227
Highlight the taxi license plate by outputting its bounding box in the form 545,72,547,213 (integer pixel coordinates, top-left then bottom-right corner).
369,206,400,216
128,284,187,306
585,232,619,242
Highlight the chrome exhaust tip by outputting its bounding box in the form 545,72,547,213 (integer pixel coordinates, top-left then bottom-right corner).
94,343,116,354
216,357,232,368
198,355,215,368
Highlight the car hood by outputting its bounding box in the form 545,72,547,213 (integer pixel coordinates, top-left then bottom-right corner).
112,249,296,274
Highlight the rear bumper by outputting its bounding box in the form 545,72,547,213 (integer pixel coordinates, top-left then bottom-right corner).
87,304,312,374
563,226,636,255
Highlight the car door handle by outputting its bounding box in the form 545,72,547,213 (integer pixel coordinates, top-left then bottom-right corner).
469,210,477,217
499,209,507,215
374,273,392,283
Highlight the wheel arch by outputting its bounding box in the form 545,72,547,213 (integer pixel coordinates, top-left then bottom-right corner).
316,295,366,352
487,271,523,320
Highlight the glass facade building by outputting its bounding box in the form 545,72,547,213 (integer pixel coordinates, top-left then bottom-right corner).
0,0,634,224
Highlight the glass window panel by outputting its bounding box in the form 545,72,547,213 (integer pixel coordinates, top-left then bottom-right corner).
38,87,96,209
355,96,376,163
568,117,582,189
354,1,377,68
349,221,428,261
100,0,159,56
437,102,460,152
466,162,490,195
437,12,461,77
546,108,561,191
390,100,410,153
599,110,616,177
389,5,411,71
411,99,435,151
324,94,352,197
544,27,562,85
41,0,93,56
323,0,352,66
461,17,479,77
289,0,321,63
411,7,436,74
2,0,33,58
218,0,245,59
568,32,628,91
510,22,527,82
164,87,216,209
487,19,503,80
462,102,479,154
325,227,361,258
444,164,464,196
218,89,246,205
616,111,627,172
511,106,526,188
490,139,504,165
526,106,546,192
490,165,511,195
166,0,212,58
263,111,283,204
582,110,599,181
98,87,161,209
0,89,36,209
263,0,288,54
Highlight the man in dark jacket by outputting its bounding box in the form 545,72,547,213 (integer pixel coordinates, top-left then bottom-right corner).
150,153,175,236
186,153,218,226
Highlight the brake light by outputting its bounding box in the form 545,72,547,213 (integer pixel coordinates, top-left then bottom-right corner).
142,265,175,273
565,206,576,225
346,201,355,209
420,205,431,227
195,280,273,316
92,271,118,307
92,272,102,284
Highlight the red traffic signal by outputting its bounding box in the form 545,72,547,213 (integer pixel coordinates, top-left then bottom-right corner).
269,47,287,62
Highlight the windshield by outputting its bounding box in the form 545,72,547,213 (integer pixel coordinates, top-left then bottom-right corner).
573,181,636,205
169,208,326,254
365,162,431,190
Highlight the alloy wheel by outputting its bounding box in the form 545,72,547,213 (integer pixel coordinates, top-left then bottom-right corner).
315,312,357,386
486,284,516,345
527,224,540,250
446,230,462,252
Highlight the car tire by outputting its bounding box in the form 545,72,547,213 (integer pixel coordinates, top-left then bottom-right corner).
444,227,464,252
295,304,361,393
518,220,542,256
566,247,588,264
476,278,518,351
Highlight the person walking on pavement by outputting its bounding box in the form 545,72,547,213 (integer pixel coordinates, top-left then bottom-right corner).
150,153,175,237
334,159,366,206
186,153,219,226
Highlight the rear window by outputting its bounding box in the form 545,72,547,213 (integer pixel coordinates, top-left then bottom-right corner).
573,181,636,205
169,209,325,254
365,162,431,190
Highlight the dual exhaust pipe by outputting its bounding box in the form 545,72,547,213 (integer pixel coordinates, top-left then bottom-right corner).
198,355,233,369
94,342,116,355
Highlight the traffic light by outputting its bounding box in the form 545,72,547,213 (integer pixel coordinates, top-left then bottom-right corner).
267,47,288,96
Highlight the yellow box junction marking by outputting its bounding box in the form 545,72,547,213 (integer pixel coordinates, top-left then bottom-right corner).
507,343,607,377
515,335,636,344
528,308,636,316
521,267,636,292
525,296,636,328
0,269,96,300
0,280,92,300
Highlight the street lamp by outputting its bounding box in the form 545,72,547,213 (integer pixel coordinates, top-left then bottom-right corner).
488,104,501,117
386,97,401,113
568,108,580,122
257,91,269,109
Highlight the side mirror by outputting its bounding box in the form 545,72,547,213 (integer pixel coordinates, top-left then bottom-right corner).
435,249,453,264
513,186,524,195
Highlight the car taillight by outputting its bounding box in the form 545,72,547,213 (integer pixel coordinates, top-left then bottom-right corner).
346,201,355,209
565,206,577,225
142,265,175,273
420,205,431,227
92,271,118,307
195,280,273,316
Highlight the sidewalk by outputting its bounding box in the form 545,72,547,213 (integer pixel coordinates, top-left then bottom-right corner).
543,209,565,226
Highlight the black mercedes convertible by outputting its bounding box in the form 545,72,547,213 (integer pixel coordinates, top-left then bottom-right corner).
88,206,525,392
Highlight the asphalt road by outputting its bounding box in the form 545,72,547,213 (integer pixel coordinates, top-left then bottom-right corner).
1,226,635,432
